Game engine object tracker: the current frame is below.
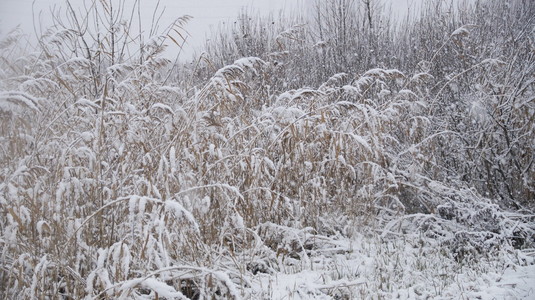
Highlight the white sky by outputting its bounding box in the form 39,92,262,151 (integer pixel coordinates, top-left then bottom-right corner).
0,0,418,60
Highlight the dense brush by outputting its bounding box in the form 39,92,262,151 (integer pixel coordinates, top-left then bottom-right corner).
1,0,534,299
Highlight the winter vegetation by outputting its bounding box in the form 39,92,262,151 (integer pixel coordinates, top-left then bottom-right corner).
1,0,534,299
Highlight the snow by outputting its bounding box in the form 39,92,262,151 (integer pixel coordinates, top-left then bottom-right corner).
76,98,100,109
244,234,535,300
119,278,189,300
451,26,470,37
434,263,535,299
254,270,332,299
165,200,201,233
150,103,175,115
0,91,41,112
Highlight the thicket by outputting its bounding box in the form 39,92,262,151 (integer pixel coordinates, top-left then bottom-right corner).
1,0,534,299
195,0,535,209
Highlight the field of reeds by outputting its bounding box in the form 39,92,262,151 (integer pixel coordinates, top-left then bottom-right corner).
1,0,534,299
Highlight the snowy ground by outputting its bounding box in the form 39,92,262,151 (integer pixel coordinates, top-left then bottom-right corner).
198,214,535,300
243,231,535,299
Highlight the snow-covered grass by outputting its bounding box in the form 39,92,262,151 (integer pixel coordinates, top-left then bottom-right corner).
245,229,535,299
1,0,534,299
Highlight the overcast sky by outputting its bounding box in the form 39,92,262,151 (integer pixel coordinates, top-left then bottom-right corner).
0,0,418,60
